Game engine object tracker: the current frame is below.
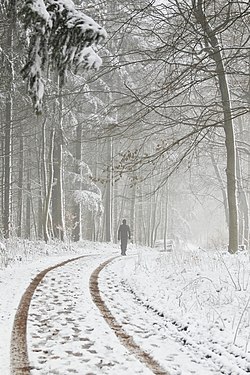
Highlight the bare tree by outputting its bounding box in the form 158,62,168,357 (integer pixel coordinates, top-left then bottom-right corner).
105,0,250,253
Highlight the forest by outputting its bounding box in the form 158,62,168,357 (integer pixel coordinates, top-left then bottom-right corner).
1,0,250,253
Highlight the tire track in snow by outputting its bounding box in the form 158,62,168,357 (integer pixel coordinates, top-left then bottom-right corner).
89,257,170,375
10,255,89,375
11,254,168,375
122,282,250,375
103,266,250,375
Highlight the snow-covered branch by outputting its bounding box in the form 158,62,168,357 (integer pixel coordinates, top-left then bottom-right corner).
20,0,107,112
73,190,103,216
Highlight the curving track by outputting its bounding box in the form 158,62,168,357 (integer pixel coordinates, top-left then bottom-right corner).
11,254,247,375
89,258,169,375
10,255,168,375
98,258,250,375
10,256,88,375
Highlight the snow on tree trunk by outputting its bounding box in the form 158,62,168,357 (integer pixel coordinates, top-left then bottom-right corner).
52,125,65,240
43,128,55,242
71,122,82,242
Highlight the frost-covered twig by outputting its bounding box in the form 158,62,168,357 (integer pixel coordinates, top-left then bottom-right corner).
233,296,250,345
216,250,240,291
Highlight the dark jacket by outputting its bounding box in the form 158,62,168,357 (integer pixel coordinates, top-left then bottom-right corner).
118,223,131,241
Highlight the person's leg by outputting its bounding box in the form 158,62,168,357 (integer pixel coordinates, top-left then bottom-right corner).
121,241,125,255
124,239,127,255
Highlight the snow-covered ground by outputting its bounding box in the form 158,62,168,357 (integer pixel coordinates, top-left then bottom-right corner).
102,247,250,374
0,239,249,374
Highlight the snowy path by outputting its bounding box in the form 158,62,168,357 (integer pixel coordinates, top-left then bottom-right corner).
90,258,168,375
10,256,90,375
8,253,250,375
13,255,154,375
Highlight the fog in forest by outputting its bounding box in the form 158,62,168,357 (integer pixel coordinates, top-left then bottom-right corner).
0,0,249,253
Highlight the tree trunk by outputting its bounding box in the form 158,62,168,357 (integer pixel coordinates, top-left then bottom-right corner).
210,153,229,227
52,134,64,240
194,2,238,253
129,177,136,243
72,123,82,242
37,185,43,239
3,93,12,238
218,64,238,253
3,1,16,238
37,118,46,239
105,135,112,242
163,180,169,251
43,129,55,242
236,149,249,248
0,123,4,230
17,132,24,237
25,169,31,239
51,87,65,240
113,179,118,243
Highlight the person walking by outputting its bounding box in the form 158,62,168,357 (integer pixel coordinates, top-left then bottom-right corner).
118,219,131,255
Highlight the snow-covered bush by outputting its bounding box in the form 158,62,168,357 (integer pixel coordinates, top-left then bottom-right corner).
124,246,250,350
0,239,69,269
